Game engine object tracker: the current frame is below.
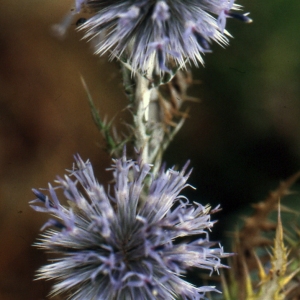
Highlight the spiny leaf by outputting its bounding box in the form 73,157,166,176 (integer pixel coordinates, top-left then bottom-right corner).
237,172,300,272
80,75,128,155
221,173,300,300
245,204,299,300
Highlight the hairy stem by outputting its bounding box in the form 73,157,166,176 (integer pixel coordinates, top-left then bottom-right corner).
133,72,154,164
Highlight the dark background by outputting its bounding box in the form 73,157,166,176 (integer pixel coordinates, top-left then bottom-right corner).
1,0,300,299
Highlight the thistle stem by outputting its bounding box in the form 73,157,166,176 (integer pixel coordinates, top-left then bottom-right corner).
133,64,156,164
134,73,152,164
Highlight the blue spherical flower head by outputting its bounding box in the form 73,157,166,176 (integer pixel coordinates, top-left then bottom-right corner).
31,153,230,299
76,0,252,74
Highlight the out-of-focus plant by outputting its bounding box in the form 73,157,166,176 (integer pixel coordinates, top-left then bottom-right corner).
219,173,300,300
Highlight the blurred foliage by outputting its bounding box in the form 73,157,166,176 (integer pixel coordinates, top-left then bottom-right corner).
165,0,300,240
216,174,300,300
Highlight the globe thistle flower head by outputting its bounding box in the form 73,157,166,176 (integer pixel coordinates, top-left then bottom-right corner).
76,0,252,74
30,152,230,299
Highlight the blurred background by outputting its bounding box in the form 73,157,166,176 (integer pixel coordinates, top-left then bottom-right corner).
0,0,300,299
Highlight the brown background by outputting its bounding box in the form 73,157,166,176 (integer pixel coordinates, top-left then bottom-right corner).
0,1,126,298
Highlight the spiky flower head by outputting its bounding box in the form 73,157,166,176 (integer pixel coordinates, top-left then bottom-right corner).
31,152,229,299
76,0,251,74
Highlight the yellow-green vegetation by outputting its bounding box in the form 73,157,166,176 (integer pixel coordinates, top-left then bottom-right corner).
220,173,300,300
